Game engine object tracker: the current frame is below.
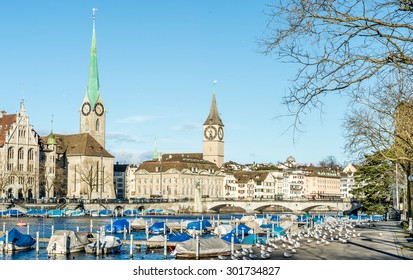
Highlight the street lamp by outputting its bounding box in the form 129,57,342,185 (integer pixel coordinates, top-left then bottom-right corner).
407,174,413,228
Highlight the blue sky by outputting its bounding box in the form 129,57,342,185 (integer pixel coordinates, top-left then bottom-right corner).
0,1,349,166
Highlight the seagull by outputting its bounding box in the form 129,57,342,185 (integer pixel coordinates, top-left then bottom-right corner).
283,252,292,258
261,253,270,259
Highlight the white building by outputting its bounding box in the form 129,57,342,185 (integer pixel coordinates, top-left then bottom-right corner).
0,101,40,201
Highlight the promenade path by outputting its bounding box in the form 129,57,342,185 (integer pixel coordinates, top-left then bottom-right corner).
268,221,413,260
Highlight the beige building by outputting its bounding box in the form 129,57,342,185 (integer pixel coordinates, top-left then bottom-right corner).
133,153,225,201
0,101,40,200
304,167,341,199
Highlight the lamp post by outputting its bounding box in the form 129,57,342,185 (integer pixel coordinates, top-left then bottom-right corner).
159,153,163,198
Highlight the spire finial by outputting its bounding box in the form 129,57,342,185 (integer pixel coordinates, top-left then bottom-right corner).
212,80,218,94
92,8,97,21
51,114,54,133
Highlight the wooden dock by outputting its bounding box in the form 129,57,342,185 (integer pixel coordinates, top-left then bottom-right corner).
37,237,176,249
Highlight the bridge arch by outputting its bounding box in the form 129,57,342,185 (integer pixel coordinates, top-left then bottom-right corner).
253,204,294,213
209,204,246,213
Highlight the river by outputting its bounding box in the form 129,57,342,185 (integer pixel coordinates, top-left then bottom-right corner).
0,213,248,260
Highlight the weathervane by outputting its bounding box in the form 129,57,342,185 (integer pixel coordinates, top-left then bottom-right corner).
92,8,97,21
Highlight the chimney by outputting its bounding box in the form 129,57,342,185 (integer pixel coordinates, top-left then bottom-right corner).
1,111,6,118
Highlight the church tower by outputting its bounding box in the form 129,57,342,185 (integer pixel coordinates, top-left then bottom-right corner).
80,9,106,148
203,94,224,167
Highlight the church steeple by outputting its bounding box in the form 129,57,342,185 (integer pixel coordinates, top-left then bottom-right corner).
87,8,100,109
203,90,224,168
80,8,106,148
203,94,223,126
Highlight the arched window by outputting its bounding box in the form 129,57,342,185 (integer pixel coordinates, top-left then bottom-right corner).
18,148,24,160
96,119,100,132
28,149,34,161
8,147,14,160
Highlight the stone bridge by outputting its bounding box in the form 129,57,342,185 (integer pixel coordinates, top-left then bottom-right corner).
81,199,353,214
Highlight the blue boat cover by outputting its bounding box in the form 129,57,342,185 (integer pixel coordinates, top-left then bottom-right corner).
271,226,286,236
270,215,280,222
168,232,191,242
99,209,113,216
260,224,272,229
26,209,48,216
0,210,24,217
186,219,212,231
123,209,138,216
242,234,264,245
313,216,325,224
0,228,36,247
229,224,251,235
106,219,129,233
149,222,168,234
222,233,241,244
46,209,65,216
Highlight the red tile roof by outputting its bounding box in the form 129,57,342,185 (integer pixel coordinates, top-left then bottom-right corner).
0,114,16,146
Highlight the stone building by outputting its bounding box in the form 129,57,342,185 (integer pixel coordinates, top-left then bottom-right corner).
133,153,225,201
0,101,40,200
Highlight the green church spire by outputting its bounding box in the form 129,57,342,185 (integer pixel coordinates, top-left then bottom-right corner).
86,8,100,109
153,139,159,160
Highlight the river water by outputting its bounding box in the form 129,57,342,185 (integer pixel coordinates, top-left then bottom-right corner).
0,213,248,260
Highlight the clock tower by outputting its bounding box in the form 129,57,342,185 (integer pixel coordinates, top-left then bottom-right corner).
203,94,224,167
80,9,106,148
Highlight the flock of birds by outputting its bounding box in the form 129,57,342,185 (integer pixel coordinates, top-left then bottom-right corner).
218,219,380,260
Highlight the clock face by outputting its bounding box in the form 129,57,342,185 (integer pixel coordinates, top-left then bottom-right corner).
94,102,104,116
204,125,217,141
81,102,91,116
218,126,224,140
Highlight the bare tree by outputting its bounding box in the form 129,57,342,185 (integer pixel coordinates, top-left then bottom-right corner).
319,155,340,169
261,0,413,127
344,72,413,217
0,170,11,201
76,159,111,201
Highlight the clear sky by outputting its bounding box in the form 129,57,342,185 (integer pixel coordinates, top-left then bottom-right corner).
0,0,349,166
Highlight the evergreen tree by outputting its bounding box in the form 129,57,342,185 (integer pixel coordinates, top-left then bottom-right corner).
352,154,393,214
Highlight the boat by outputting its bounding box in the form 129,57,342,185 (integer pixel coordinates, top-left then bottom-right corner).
130,217,148,231
98,209,113,217
0,228,36,251
186,219,212,235
123,209,139,216
46,209,66,217
85,235,122,255
229,224,252,236
149,222,168,235
68,210,85,217
171,238,237,259
167,232,192,250
0,209,25,217
105,218,129,233
213,224,233,236
85,209,98,216
26,209,48,217
47,230,92,255
16,220,27,227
